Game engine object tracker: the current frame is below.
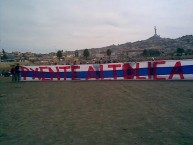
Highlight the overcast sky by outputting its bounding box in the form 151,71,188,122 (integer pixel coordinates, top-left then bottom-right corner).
0,0,193,53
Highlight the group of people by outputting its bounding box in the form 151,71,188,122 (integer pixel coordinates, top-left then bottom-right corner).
10,63,21,82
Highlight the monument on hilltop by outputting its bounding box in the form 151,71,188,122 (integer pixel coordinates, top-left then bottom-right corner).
154,26,157,36
154,26,160,38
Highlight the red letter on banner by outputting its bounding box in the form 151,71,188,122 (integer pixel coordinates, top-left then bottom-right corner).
48,67,55,80
108,64,121,80
136,63,146,80
21,66,29,80
57,66,70,80
30,67,41,80
55,67,61,80
71,65,80,80
168,61,184,80
122,63,134,79
39,67,50,81
86,66,98,80
153,61,166,80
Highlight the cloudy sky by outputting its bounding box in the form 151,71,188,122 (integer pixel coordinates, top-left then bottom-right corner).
0,0,193,53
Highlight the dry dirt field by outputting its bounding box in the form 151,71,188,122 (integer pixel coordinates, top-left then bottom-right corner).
0,77,193,145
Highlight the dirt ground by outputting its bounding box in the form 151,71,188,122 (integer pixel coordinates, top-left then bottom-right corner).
0,77,193,145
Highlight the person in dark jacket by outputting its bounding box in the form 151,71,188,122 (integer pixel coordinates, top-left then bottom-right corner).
11,65,15,82
15,63,20,82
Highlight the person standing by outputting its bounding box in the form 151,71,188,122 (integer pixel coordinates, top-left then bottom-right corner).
10,65,15,82
15,63,20,82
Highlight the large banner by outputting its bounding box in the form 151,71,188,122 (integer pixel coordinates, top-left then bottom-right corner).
21,59,193,81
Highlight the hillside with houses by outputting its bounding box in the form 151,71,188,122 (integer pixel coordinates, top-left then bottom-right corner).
1,34,193,66
77,34,193,60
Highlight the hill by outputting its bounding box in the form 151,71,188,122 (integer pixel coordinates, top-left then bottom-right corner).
88,35,193,55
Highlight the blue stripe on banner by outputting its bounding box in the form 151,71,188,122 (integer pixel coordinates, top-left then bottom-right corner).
21,65,193,79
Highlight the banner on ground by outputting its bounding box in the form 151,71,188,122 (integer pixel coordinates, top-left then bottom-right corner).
21,59,193,81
